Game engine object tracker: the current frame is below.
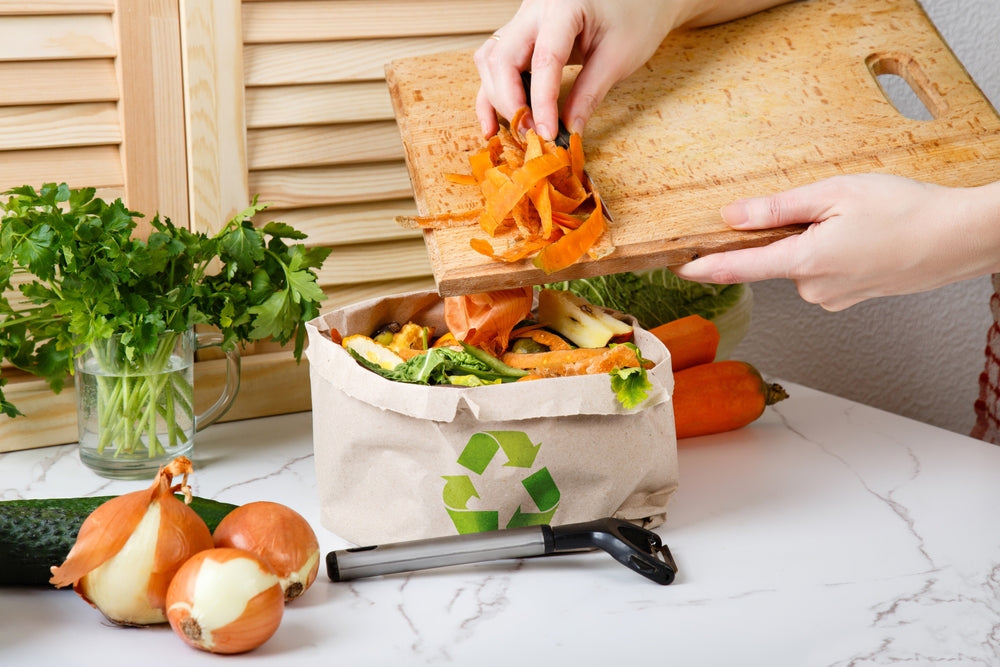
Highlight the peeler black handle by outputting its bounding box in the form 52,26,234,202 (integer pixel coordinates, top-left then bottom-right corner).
520,70,573,149
552,518,677,586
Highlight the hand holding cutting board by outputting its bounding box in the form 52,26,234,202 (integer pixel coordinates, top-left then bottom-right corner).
473,0,1000,311
673,174,1000,310
388,0,1000,296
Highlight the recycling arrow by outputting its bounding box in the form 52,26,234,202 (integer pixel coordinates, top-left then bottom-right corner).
442,474,498,533
442,430,560,534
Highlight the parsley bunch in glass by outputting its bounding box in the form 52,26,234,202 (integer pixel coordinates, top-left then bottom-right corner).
0,183,330,456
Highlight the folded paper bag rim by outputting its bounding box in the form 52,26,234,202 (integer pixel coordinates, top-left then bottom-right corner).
304,290,673,423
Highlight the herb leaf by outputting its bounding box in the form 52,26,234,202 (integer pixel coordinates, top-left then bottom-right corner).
0,184,330,418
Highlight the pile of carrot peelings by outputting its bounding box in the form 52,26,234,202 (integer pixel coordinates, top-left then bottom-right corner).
397,109,613,274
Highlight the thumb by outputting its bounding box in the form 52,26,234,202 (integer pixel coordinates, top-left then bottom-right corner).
722,181,836,231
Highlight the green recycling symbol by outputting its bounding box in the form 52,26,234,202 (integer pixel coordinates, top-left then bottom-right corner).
442,431,560,534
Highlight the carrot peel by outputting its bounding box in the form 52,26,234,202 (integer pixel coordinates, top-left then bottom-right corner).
395,110,613,273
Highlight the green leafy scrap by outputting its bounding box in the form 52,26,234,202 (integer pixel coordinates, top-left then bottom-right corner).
609,344,653,410
547,269,744,330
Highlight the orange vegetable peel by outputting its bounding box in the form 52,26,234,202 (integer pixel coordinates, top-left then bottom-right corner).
397,109,613,274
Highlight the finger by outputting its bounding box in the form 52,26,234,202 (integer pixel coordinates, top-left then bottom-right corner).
561,45,637,134
473,38,500,134
473,29,535,128
672,234,807,285
528,22,580,140
722,179,840,231
475,86,500,138
525,58,563,141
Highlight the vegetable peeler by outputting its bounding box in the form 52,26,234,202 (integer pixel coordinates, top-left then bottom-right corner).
519,71,614,223
326,517,677,585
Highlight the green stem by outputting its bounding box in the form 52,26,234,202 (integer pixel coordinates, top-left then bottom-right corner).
86,331,195,460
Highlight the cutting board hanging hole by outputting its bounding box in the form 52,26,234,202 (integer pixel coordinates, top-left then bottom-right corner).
866,53,943,121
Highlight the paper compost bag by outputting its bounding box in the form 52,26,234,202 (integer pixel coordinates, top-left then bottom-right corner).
306,290,678,545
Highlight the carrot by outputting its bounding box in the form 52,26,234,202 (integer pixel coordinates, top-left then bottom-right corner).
501,345,643,377
521,329,574,351
672,360,788,439
648,315,721,372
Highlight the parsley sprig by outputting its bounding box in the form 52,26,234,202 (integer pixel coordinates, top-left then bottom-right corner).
0,184,331,452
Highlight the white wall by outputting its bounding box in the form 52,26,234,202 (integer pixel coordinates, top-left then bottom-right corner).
733,0,1000,437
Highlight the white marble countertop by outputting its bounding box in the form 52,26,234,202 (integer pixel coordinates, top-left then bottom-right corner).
3,380,999,666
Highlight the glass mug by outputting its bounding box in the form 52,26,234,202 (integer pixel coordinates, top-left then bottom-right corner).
75,328,240,479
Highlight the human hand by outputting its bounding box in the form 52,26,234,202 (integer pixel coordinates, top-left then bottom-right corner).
473,0,792,140
473,0,677,140
671,174,1000,311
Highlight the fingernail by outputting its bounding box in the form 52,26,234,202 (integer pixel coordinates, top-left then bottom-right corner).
535,123,552,141
568,118,585,135
720,201,749,227
480,120,490,138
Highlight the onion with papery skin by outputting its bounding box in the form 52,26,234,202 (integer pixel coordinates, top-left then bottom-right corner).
212,501,320,601
49,457,214,626
166,547,285,654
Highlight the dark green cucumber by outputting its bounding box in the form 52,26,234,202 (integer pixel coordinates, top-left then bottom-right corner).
0,495,238,587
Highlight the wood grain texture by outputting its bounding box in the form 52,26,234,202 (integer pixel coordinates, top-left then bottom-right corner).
386,0,1000,296
0,1,113,14
241,0,519,42
181,0,251,235
246,82,395,128
247,161,414,209
0,146,123,190
244,34,489,85
247,120,403,169
0,102,120,151
317,238,433,286
254,198,420,246
115,0,190,231
0,14,116,60
0,60,117,106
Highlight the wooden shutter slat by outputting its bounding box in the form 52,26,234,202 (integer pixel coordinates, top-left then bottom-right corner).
0,102,120,151
255,198,420,247
247,121,403,170
318,239,433,286
244,35,489,85
248,162,414,209
0,15,116,61
0,146,123,191
242,0,519,42
0,60,117,106
246,82,394,128
0,1,114,14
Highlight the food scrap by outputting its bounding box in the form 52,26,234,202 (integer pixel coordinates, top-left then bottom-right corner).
334,288,652,409
396,109,613,274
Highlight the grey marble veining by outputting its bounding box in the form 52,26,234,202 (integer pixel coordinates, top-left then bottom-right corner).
2,381,998,666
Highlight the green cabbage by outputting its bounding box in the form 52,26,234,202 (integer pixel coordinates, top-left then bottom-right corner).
545,270,745,330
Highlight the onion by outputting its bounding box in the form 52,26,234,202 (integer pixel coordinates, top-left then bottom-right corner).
166,547,284,654
212,501,320,602
49,456,214,626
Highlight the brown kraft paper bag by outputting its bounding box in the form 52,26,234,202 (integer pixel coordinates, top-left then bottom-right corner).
306,290,678,545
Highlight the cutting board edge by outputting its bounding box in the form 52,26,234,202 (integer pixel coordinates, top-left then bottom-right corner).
430,226,804,296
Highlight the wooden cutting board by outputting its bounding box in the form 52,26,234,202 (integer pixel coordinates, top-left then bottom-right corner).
386,0,1000,296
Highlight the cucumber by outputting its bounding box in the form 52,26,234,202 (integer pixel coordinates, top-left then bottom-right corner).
0,495,238,587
